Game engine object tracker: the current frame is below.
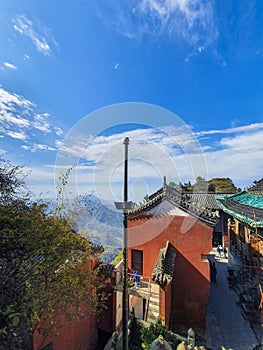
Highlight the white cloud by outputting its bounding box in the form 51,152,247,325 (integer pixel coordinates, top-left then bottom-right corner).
54,127,63,136
195,123,263,189
6,130,27,140
52,120,263,202
0,113,30,128
99,0,218,53
12,15,58,56
220,130,263,152
0,86,33,110
196,122,263,137
22,143,56,152
0,86,63,152
2,61,18,70
20,119,263,201
57,126,198,165
32,113,51,133
55,124,208,202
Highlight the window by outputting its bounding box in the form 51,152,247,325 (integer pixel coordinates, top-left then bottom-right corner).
131,249,143,275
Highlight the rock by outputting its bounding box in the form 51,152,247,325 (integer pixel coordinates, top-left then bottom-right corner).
150,335,173,350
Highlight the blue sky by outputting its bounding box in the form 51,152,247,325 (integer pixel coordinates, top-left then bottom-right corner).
1,0,263,204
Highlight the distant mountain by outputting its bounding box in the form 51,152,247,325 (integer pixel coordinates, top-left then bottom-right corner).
79,194,123,228
74,194,123,262
46,194,124,262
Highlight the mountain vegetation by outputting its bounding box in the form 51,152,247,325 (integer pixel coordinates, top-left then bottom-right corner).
66,176,240,264
170,176,240,193
0,157,105,350
65,194,123,263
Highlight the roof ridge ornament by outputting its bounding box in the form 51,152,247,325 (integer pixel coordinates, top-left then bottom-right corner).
163,176,167,193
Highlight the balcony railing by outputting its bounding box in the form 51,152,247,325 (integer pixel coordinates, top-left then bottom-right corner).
114,260,152,296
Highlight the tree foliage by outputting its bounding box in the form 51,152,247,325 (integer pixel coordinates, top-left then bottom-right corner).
140,321,174,349
0,156,27,202
207,177,240,193
111,249,123,265
169,176,239,193
0,158,105,350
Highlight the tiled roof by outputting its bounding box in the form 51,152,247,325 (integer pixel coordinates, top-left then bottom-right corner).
216,191,263,227
129,184,220,226
152,241,177,288
246,178,263,195
95,262,115,276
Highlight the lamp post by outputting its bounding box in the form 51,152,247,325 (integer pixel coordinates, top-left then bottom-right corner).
114,137,133,350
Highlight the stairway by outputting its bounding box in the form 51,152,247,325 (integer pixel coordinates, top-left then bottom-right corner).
145,284,160,324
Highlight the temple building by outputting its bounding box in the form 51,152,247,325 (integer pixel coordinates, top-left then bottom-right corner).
216,179,263,326
122,178,221,337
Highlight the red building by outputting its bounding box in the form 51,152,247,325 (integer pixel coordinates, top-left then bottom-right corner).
33,257,116,350
127,179,220,336
34,312,98,350
216,179,263,327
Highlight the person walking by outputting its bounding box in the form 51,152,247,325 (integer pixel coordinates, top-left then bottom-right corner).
211,262,217,282
216,244,221,259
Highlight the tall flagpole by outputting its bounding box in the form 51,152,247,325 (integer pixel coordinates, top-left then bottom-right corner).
114,137,131,349
122,137,129,350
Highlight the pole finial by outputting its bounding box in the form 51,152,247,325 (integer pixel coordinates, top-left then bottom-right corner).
123,137,130,145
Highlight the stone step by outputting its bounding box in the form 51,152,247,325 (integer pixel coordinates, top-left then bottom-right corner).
147,308,159,317
150,284,159,294
146,311,159,324
149,298,159,306
148,304,159,312
149,293,159,301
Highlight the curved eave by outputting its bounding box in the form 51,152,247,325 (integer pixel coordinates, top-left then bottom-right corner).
128,191,165,219
129,194,218,227
216,199,263,228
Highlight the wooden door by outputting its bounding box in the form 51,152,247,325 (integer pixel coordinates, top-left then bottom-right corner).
131,249,143,275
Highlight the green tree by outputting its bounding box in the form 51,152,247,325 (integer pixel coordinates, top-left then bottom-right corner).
207,177,239,193
141,321,174,349
0,156,27,202
208,183,216,192
111,249,123,265
0,159,105,349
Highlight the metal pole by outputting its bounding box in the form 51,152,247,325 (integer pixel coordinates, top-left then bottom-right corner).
122,137,129,350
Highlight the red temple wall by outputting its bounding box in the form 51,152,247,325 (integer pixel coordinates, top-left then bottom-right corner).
33,258,109,350
97,280,115,334
34,311,97,350
128,214,212,333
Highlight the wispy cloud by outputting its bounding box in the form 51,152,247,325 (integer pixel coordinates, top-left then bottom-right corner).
0,86,63,152
220,130,263,152
57,125,200,166
54,127,63,136
20,120,263,200
195,123,263,188
32,113,51,133
55,123,207,202
12,15,58,56
6,130,27,140
1,61,18,70
98,0,218,54
196,122,263,136
22,143,56,152
54,120,263,202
